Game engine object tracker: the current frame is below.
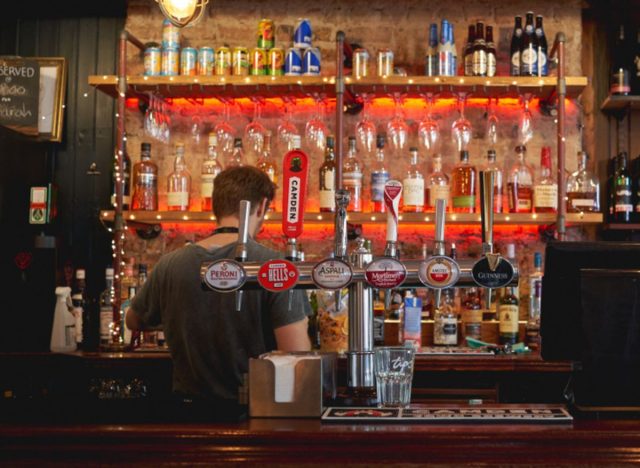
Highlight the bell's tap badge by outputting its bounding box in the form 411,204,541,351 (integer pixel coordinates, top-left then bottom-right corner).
418,256,460,289
365,257,407,289
282,149,309,239
257,259,299,292
202,259,247,292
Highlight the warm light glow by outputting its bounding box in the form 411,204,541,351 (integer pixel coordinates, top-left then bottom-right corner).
162,0,197,19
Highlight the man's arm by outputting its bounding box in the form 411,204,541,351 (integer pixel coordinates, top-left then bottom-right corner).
125,306,145,331
274,318,311,351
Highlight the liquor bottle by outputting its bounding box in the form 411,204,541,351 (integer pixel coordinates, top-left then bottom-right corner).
131,142,158,211
533,146,558,213
633,30,640,94
607,154,619,221
99,267,115,349
425,155,450,212
227,138,245,167
370,133,390,213
484,25,497,78
201,133,222,212
499,286,520,346
433,306,458,346
257,131,277,211
167,142,191,211
510,16,524,76
462,287,482,341
567,151,600,213
319,136,337,213
526,252,543,351
535,15,548,77
611,25,630,95
507,145,534,213
425,23,439,77
343,136,363,212
451,150,477,213
614,152,632,223
110,138,131,209
438,20,453,76
520,12,538,76
463,24,475,77
402,147,425,212
450,23,457,76
472,22,487,77
289,134,302,151
71,268,87,349
483,150,503,213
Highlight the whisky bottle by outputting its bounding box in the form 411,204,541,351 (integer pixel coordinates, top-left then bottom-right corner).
486,25,497,77
611,25,631,95
402,147,425,212
510,16,523,76
167,143,192,211
472,22,487,77
370,134,390,213
425,155,450,212
507,145,534,213
257,131,277,211
499,286,519,345
201,133,222,212
462,287,482,340
99,267,115,349
567,151,600,213
131,142,158,211
451,150,477,213
533,146,557,213
483,149,503,213
520,12,538,76
614,152,632,222
319,136,337,213
343,136,363,212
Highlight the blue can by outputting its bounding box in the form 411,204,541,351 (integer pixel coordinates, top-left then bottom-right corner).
284,48,302,76
294,18,312,49
198,47,215,75
180,47,197,76
302,47,321,76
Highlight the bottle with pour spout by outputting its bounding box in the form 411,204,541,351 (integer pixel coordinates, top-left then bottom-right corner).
51,286,77,352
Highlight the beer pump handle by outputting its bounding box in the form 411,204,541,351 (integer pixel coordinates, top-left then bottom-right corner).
383,181,403,311
334,189,350,260
234,200,251,312
480,171,495,309
433,198,448,310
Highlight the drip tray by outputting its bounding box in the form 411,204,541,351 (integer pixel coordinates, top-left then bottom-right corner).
418,346,495,356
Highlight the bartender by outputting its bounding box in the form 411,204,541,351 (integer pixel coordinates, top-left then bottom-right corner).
126,166,311,418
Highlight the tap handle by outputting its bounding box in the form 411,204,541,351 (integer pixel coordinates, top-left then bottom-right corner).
480,171,495,253
235,290,243,312
383,180,403,243
334,189,350,259
434,198,446,255
235,200,251,262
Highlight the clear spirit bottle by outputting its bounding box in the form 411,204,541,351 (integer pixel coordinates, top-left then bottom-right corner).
533,146,557,213
370,134,390,213
167,143,192,211
425,155,450,212
451,150,476,213
567,151,600,213
111,137,131,210
507,145,534,213
257,131,277,211
483,149,503,213
319,136,336,213
343,136,363,212
402,147,425,212
131,142,158,211
201,133,222,212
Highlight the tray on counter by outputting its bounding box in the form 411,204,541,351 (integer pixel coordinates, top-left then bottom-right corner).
418,346,494,356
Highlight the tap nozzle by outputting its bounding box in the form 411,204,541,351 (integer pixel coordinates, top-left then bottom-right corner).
334,189,350,260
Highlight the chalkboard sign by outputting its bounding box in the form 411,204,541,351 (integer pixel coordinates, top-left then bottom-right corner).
0,59,40,136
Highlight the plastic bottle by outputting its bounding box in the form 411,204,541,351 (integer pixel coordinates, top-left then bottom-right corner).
51,286,77,352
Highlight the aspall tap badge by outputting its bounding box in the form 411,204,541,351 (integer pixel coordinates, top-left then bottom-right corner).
311,258,353,290
282,147,309,239
472,252,515,289
201,259,247,292
418,255,460,289
257,259,299,292
365,257,407,289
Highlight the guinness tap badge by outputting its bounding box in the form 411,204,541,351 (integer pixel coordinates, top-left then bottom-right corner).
472,253,515,289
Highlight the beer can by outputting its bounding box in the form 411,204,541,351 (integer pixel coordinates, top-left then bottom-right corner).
268,48,284,76
284,48,302,76
144,47,162,76
249,47,267,76
232,47,249,76
352,48,370,78
257,18,275,49
302,47,321,76
376,48,394,77
162,19,180,49
161,47,179,76
215,46,232,76
197,47,214,76
180,47,197,76
294,18,312,49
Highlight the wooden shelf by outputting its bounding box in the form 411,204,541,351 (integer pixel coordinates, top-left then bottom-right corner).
600,95,640,112
88,75,588,100
603,223,640,231
100,210,603,226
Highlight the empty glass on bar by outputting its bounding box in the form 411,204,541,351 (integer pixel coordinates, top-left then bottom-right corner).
374,346,416,408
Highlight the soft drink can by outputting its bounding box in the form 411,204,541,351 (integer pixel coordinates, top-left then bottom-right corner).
294,18,312,49
197,47,214,76
268,47,284,76
162,19,180,49
144,47,162,76
161,47,179,76
376,48,394,77
232,47,249,76
257,18,275,49
352,48,370,78
180,47,197,76
215,46,232,76
250,47,267,75
302,47,321,76
284,48,302,76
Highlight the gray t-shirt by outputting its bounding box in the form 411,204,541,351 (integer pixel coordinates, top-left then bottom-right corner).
131,239,310,400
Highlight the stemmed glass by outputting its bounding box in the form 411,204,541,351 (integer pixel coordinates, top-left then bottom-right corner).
518,93,534,145
277,96,299,153
486,97,499,148
355,93,376,156
144,94,171,144
215,98,236,158
418,92,439,156
244,97,267,158
305,92,329,155
386,92,409,157
451,92,472,152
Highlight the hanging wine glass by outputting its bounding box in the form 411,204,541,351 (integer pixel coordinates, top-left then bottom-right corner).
518,93,534,145
486,97,499,148
305,92,328,155
417,92,440,156
277,96,299,153
451,92,472,152
355,93,376,156
215,98,236,158
386,92,409,156
244,97,267,158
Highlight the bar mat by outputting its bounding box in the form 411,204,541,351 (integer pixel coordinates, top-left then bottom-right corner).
418,347,494,356
321,406,573,423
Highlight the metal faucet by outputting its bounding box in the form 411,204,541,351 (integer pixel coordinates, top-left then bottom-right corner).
234,200,251,311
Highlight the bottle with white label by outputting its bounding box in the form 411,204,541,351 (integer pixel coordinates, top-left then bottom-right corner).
535,15,548,76
201,133,222,212
370,133,390,213
402,147,425,212
343,136,363,212
99,267,115,350
510,16,523,76
51,286,76,353
533,146,557,213
425,155,449,212
507,145,534,213
567,151,600,213
319,136,336,212
167,143,191,211
433,307,458,346
520,12,538,76
499,286,520,345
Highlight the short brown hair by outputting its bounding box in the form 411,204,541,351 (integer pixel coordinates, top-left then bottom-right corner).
212,166,276,219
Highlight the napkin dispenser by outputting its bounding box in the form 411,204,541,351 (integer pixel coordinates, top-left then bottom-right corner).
249,351,337,418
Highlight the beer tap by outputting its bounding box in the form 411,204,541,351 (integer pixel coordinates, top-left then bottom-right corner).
234,200,251,312
333,189,350,308
432,199,447,310
479,171,495,309
382,180,403,312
